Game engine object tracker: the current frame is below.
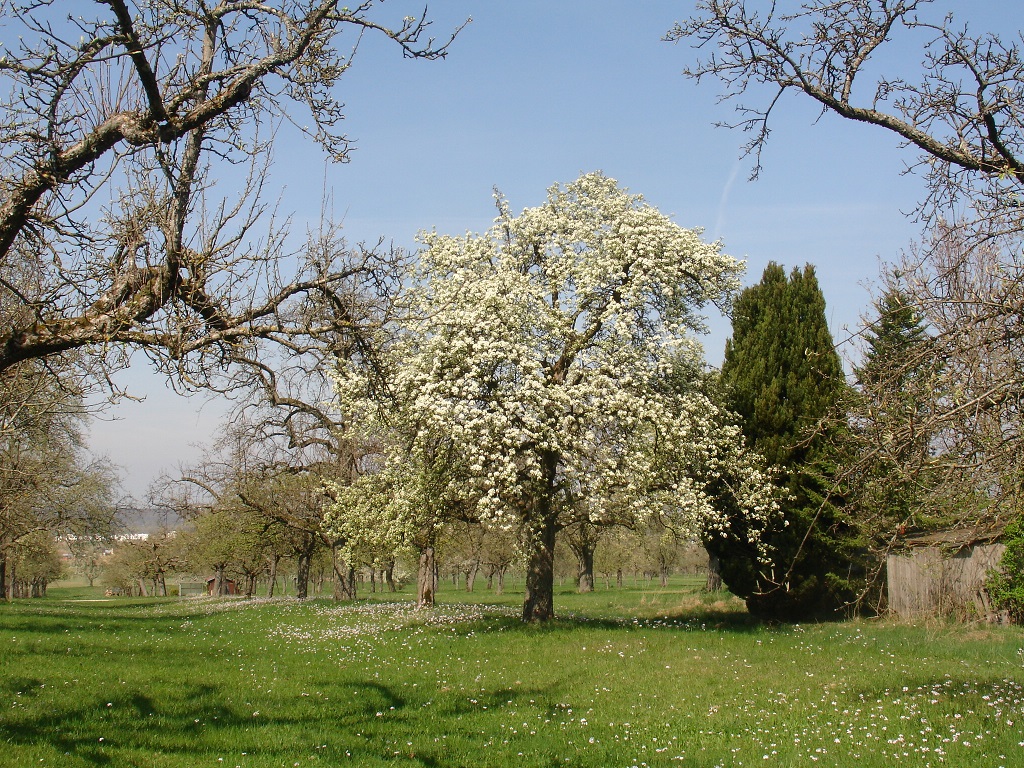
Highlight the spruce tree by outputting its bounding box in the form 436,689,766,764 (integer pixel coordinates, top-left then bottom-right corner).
840,288,951,607
711,263,860,620
857,289,931,394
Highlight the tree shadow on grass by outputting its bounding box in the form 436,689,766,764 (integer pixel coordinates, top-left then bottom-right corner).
1,673,560,768
464,605,766,635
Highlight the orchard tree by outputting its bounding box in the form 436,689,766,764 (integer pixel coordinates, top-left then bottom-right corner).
670,1,1024,534
0,1,460,391
325,432,472,606
335,173,779,622
669,0,1024,241
716,263,859,620
103,530,180,597
0,361,119,599
564,520,604,593
6,531,66,598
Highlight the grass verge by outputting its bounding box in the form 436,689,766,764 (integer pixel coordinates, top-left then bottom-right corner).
2,581,1022,767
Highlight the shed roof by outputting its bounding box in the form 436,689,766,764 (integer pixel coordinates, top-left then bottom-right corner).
901,522,1005,550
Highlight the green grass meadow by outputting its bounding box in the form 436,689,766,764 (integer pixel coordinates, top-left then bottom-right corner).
2,580,1023,767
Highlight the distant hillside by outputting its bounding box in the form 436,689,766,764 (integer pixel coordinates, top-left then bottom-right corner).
116,507,186,534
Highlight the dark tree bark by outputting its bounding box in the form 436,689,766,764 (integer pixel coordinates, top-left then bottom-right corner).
266,554,280,598
705,551,723,592
576,544,596,593
523,515,558,622
295,555,310,599
417,545,438,607
294,536,317,600
331,542,356,601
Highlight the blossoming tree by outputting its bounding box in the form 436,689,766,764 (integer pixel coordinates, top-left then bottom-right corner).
333,173,777,621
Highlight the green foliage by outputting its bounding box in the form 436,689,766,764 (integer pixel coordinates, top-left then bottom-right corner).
6,531,66,597
721,263,843,466
987,516,1024,623
713,263,861,620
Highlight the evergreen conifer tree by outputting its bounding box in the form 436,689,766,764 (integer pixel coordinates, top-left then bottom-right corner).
857,290,931,394
711,263,860,619
838,288,952,608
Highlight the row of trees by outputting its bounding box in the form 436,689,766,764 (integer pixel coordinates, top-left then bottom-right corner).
92,517,711,600
144,171,776,620
0,358,119,599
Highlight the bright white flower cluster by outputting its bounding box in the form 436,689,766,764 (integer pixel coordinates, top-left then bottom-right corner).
328,173,778,555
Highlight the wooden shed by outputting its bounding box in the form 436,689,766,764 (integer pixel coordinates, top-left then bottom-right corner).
886,524,1005,621
206,577,238,596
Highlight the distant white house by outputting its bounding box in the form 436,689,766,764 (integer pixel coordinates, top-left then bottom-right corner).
115,533,151,542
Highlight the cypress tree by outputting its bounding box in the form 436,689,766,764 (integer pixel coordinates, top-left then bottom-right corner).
710,263,860,620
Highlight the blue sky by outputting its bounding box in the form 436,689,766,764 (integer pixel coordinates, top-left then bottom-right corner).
89,0,1008,500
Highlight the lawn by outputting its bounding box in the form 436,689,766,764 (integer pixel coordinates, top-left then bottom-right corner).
1,580,1022,767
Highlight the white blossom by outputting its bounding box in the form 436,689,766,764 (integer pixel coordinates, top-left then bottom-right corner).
328,173,778,572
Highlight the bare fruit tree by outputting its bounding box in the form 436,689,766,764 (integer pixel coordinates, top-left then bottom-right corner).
0,0,461,388
670,1,1024,530
668,0,1024,236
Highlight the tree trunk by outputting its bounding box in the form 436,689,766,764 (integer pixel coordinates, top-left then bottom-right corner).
464,561,479,592
577,545,595,593
523,515,558,622
266,554,280,597
155,571,167,597
417,545,438,607
616,568,623,588
384,559,396,592
331,542,356,601
294,534,318,599
705,551,723,592
496,567,505,595
0,550,7,602
213,564,228,596
295,553,311,600
138,578,149,597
